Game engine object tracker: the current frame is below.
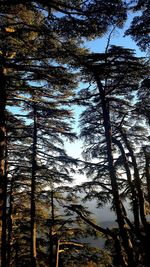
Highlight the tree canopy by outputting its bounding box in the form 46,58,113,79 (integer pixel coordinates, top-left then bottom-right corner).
0,1,149,267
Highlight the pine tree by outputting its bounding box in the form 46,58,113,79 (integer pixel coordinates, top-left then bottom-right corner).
0,1,128,265
76,45,149,266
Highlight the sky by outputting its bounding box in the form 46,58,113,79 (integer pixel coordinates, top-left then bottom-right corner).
86,11,145,56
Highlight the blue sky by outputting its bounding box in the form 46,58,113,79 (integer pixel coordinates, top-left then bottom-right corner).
86,32,144,55
86,14,145,57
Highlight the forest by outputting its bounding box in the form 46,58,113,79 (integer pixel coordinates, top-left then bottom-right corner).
0,0,149,266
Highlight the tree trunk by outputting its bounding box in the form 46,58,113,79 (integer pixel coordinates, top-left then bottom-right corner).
31,103,37,267
143,147,150,206
119,126,150,266
49,190,55,267
7,176,15,267
55,239,60,267
1,147,7,267
0,66,7,267
15,239,19,267
94,72,136,267
120,129,147,228
112,137,140,235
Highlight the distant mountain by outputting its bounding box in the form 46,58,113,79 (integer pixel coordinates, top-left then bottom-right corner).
86,199,133,223
79,201,135,249
80,220,117,248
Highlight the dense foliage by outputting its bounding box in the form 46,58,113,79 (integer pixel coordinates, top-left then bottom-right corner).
0,0,149,266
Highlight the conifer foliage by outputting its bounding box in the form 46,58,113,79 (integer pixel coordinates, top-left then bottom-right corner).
0,1,149,267
77,45,149,266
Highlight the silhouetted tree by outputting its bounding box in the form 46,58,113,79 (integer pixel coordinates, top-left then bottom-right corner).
76,45,149,266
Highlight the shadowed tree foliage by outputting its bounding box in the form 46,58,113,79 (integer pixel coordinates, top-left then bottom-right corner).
126,0,150,52
1,1,149,267
135,78,150,125
74,45,150,266
0,1,128,266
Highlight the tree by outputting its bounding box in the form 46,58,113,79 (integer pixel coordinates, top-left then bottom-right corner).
2,1,144,266
126,0,150,52
6,111,33,266
76,45,149,266
0,1,128,266
0,4,44,265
